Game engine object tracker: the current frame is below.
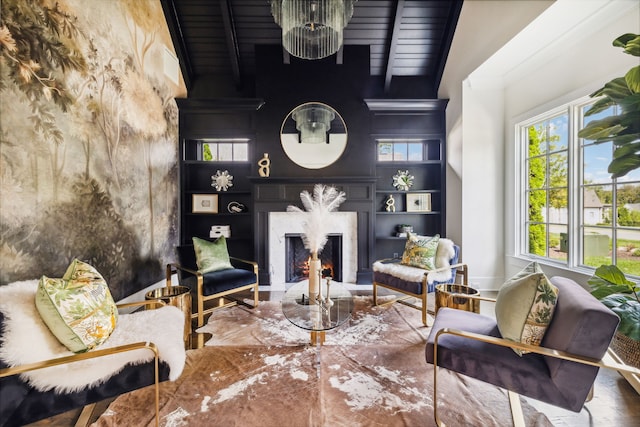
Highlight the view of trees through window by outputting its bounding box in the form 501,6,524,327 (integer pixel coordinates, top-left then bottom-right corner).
526,113,569,262
523,102,640,277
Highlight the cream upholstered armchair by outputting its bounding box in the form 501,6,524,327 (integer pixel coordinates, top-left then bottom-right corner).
373,237,468,326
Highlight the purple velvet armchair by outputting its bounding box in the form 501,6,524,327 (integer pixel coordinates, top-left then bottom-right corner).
425,276,640,426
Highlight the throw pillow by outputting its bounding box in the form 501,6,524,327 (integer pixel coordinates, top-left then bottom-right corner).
192,236,233,273
495,262,559,355
401,233,440,270
63,258,108,281
35,260,118,353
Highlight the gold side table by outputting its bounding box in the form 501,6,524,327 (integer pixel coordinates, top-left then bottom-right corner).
434,284,480,314
146,286,192,348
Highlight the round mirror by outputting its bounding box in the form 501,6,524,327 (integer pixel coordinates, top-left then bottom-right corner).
280,102,347,169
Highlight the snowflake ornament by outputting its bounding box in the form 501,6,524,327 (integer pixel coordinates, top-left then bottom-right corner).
211,170,233,191
392,170,414,191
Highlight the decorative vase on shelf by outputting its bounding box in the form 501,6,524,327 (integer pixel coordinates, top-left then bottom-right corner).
397,224,413,234
258,153,271,177
385,194,395,212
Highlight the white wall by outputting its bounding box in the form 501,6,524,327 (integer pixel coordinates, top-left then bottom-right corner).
461,83,506,289
441,0,639,290
439,0,554,289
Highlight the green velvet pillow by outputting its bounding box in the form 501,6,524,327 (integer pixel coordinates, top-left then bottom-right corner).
192,236,233,273
35,259,118,353
494,262,559,355
401,233,440,270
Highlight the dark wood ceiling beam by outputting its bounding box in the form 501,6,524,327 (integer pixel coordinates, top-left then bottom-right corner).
433,0,463,94
160,0,193,90
384,0,405,95
220,0,242,89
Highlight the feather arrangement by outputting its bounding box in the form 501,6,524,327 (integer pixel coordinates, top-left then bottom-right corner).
287,184,346,255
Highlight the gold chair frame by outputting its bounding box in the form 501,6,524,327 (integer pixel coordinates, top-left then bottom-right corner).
431,293,640,427
167,257,259,327
0,300,169,427
373,260,468,326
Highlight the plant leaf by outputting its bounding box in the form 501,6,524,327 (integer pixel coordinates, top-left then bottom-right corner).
594,77,632,103
625,66,640,93
609,153,640,179
616,93,640,112
610,134,640,146
581,33,640,178
613,140,640,157
613,33,640,56
596,264,634,286
583,97,616,116
599,295,640,341
578,116,625,140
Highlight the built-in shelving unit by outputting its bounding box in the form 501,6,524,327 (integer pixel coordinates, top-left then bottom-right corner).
176,98,264,261
364,99,448,261
180,155,254,257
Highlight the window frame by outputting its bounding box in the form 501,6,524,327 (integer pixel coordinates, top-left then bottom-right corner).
515,95,640,279
517,103,573,267
195,138,251,162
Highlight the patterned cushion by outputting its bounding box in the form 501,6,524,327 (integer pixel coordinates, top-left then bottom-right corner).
401,233,440,270
192,236,233,273
495,262,559,355
35,260,118,353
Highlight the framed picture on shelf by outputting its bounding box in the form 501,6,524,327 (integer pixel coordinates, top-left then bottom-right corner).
192,194,218,213
406,193,431,212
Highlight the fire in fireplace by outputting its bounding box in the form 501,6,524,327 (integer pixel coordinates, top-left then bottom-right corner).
285,233,342,282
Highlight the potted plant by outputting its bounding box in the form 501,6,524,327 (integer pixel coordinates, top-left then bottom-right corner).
578,33,640,179
588,264,640,367
397,224,413,234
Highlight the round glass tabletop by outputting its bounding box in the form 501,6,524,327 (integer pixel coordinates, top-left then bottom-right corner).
281,280,354,332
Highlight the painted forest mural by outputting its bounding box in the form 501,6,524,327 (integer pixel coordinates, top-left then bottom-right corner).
0,0,184,300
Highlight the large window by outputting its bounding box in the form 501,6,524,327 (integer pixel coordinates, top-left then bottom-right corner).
519,98,640,277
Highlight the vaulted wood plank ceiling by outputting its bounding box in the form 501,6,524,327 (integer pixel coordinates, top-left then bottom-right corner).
161,0,462,95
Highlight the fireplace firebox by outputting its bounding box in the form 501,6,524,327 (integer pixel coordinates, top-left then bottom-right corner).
285,233,342,283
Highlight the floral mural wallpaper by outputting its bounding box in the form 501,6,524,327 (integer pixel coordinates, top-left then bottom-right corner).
0,0,185,299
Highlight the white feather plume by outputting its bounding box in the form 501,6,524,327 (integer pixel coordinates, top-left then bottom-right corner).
286,184,346,254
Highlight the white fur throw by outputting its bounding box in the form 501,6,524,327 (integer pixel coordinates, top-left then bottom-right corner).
0,280,186,393
373,238,456,284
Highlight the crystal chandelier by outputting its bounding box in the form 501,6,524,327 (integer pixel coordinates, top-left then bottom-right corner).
270,0,356,60
292,104,335,144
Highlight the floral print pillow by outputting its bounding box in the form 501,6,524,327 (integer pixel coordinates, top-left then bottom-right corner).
401,233,440,270
35,259,118,353
495,262,559,356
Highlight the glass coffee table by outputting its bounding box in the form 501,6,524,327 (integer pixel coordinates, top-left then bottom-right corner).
282,279,354,345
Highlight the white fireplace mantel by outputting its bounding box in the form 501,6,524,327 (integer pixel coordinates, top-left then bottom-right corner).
268,212,358,290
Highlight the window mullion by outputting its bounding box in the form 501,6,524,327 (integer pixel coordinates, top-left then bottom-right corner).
569,103,581,269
